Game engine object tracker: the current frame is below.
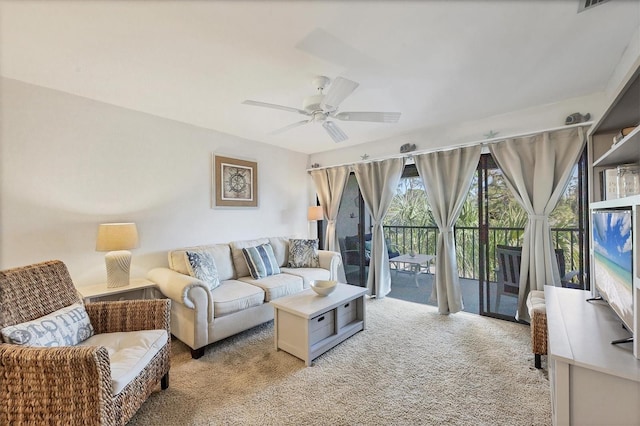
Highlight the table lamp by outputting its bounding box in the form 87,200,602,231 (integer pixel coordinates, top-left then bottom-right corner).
96,222,139,288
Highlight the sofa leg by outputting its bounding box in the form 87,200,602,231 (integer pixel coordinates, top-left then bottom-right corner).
161,372,169,390
191,347,205,359
535,354,542,369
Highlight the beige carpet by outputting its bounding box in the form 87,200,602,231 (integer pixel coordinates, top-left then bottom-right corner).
129,297,551,426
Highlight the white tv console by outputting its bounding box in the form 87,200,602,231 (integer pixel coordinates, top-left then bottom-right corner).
546,285,640,425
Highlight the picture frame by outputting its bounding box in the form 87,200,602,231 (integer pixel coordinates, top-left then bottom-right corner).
212,154,258,207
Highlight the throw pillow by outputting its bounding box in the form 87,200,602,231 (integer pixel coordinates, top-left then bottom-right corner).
184,250,221,290
288,238,320,268
1,302,94,347
242,243,281,279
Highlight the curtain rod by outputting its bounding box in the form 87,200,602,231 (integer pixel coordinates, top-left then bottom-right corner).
306,121,592,172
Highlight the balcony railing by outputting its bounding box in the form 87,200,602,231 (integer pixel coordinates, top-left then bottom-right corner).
383,225,581,284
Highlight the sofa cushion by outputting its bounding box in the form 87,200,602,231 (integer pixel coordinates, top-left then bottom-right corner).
280,267,331,288
210,280,265,318
184,250,221,290
169,244,236,281
242,243,281,279
288,239,320,268
239,273,303,302
230,238,270,278
268,236,291,267
79,329,167,395
1,302,94,347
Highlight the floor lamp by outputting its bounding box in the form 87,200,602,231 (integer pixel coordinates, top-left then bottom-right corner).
307,206,324,240
96,222,139,288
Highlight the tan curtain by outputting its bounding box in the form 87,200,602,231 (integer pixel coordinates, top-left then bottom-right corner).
489,127,585,321
353,157,405,298
414,146,482,314
310,166,350,253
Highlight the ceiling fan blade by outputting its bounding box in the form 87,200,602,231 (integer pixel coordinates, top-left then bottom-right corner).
333,111,401,123
322,121,348,143
320,77,359,111
242,100,309,116
269,120,310,135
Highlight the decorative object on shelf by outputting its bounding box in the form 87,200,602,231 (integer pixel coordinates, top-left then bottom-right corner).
600,168,619,200
612,126,638,146
310,163,321,168
617,163,640,198
309,279,337,296
213,154,258,207
400,143,416,153
96,222,139,288
361,154,369,160
484,130,499,139
564,112,590,125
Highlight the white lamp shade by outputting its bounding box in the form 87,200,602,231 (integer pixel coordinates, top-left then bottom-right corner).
307,206,324,221
96,223,139,251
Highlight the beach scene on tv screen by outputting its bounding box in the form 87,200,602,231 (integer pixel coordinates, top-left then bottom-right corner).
593,210,634,330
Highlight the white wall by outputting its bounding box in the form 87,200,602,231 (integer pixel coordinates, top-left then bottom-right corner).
308,92,607,169
0,78,311,286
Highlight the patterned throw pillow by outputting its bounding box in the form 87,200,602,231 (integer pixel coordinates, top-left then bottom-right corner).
184,250,221,290
242,243,281,279
288,239,320,268
1,302,94,347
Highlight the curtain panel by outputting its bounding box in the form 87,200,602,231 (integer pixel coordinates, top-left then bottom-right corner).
414,146,482,314
353,157,405,297
489,126,585,321
310,166,350,253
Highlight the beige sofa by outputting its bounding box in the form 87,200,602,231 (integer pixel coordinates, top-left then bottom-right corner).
148,236,341,358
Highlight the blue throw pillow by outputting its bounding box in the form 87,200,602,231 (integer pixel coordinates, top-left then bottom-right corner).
242,243,281,279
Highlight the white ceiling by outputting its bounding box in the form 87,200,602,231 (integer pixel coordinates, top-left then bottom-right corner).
1,1,638,154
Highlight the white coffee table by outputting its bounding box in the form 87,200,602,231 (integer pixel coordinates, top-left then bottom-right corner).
389,253,435,286
270,283,367,366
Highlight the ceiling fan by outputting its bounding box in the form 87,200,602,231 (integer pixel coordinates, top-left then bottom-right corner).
242,76,401,143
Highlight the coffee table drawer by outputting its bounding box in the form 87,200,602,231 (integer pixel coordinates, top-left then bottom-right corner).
337,300,357,327
309,311,335,344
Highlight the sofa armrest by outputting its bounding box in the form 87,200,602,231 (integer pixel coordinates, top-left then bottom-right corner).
86,299,170,336
318,250,342,280
147,267,214,321
0,344,113,424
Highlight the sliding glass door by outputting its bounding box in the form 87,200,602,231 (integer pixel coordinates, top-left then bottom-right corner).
335,174,369,287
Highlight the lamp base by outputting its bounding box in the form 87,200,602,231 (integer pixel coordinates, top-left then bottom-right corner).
105,250,132,288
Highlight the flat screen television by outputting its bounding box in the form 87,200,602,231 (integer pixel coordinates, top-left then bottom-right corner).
592,209,634,335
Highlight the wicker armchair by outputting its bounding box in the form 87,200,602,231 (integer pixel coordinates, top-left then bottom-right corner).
0,260,171,425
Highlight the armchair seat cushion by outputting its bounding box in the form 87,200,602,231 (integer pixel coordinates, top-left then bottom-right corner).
79,329,167,395
210,280,265,318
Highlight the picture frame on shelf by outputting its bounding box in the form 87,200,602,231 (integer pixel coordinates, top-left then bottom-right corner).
212,154,258,208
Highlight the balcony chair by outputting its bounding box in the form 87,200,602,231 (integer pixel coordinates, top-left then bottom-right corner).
340,234,400,267
495,245,523,310
495,245,581,305
0,260,171,425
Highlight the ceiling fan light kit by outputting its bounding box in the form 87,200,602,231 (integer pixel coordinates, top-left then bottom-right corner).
243,75,401,143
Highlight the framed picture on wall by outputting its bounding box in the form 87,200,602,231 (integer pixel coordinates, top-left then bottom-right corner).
212,154,258,207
